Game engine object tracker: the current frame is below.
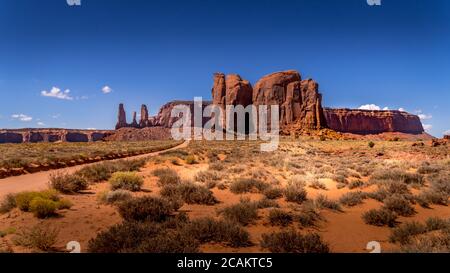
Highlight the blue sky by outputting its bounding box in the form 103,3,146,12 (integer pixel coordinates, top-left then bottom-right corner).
0,0,449,136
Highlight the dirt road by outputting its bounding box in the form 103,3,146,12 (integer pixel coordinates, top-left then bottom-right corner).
0,141,188,199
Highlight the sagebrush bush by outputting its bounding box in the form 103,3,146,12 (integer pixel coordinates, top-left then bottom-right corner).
194,170,221,183
152,168,181,186
371,169,424,186
13,224,59,251
309,180,328,190
220,200,259,226
179,217,252,247
348,180,364,189
0,194,16,214
389,221,427,244
109,172,143,192
229,178,269,194
160,182,218,205
263,187,284,200
383,194,416,216
118,196,177,222
268,209,293,227
256,198,279,209
99,190,132,204
296,201,322,228
75,159,146,182
49,172,88,194
29,197,59,218
315,194,342,211
261,230,329,253
284,183,308,204
416,190,448,206
339,191,367,207
362,209,397,227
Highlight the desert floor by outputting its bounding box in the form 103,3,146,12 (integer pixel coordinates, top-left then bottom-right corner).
0,138,449,253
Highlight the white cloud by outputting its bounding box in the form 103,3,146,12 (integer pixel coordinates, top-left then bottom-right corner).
359,104,381,111
444,130,450,136
398,108,406,112
382,107,389,110
418,114,432,120
37,122,45,126
52,114,61,119
102,85,112,94
41,87,73,100
423,124,433,132
86,128,97,130
11,114,33,122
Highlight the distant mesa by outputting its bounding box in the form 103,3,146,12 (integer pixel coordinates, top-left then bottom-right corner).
116,70,425,136
0,129,113,144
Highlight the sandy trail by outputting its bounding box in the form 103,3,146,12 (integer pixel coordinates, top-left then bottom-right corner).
0,141,188,199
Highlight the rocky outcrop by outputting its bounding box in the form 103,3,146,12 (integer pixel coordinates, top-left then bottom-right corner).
323,108,424,135
115,103,127,130
131,111,139,128
444,135,450,140
252,70,326,129
212,73,253,108
0,129,113,144
140,104,149,127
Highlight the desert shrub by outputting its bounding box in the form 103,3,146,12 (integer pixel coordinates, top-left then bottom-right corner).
171,158,182,166
371,169,424,186
13,224,59,251
368,141,375,148
99,190,132,204
56,199,73,210
160,182,218,205
261,230,329,253
219,200,259,226
194,170,221,183
362,209,397,227
309,180,328,190
49,172,88,194
348,180,364,189
284,183,308,204
389,221,427,244
268,209,293,227
209,162,225,171
416,190,448,206
383,194,416,216
425,217,450,231
179,217,252,247
315,194,342,211
109,172,143,192
185,155,198,164
15,190,59,212
263,187,284,200
288,175,306,187
152,168,180,186
134,231,200,253
429,175,450,195
417,164,441,175
296,202,322,228
339,191,367,207
75,159,146,182
229,178,269,194
368,181,411,202
0,194,17,214
29,197,58,218
256,198,279,209
399,233,450,253
118,196,176,222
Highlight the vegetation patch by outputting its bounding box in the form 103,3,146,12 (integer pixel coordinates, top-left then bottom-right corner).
261,230,329,253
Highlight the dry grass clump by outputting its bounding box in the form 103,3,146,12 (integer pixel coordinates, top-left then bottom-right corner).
383,194,416,217
219,200,259,226
0,194,17,214
49,172,88,194
348,180,364,189
13,224,59,251
160,182,218,205
362,208,398,227
309,179,328,190
99,190,132,204
117,196,178,222
152,168,181,186
185,154,198,165
284,182,308,204
260,230,329,253
229,178,269,194
315,194,342,211
108,172,143,192
296,201,323,228
339,191,367,207
370,169,424,186
263,187,284,200
268,209,293,227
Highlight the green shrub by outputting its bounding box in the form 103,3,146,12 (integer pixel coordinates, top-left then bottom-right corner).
229,178,269,194
185,155,198,164
56,199,73,210
339,191,367,207
152,168,180,186
109,172,143,192
368,141,375,148
160,182,218,205
362,209,397,227
0,194,17,214
29,197,58,218
261,230,329,253
49,172,88,194
118,196,176,222
220,200,259,226
15,190,59,212
13,224,59,251
76,159,147,182
268,209,293,227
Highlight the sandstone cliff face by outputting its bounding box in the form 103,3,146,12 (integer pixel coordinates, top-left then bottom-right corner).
323,108,424,135
115,103,127,130
212,73,253,107
252,70,326,129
